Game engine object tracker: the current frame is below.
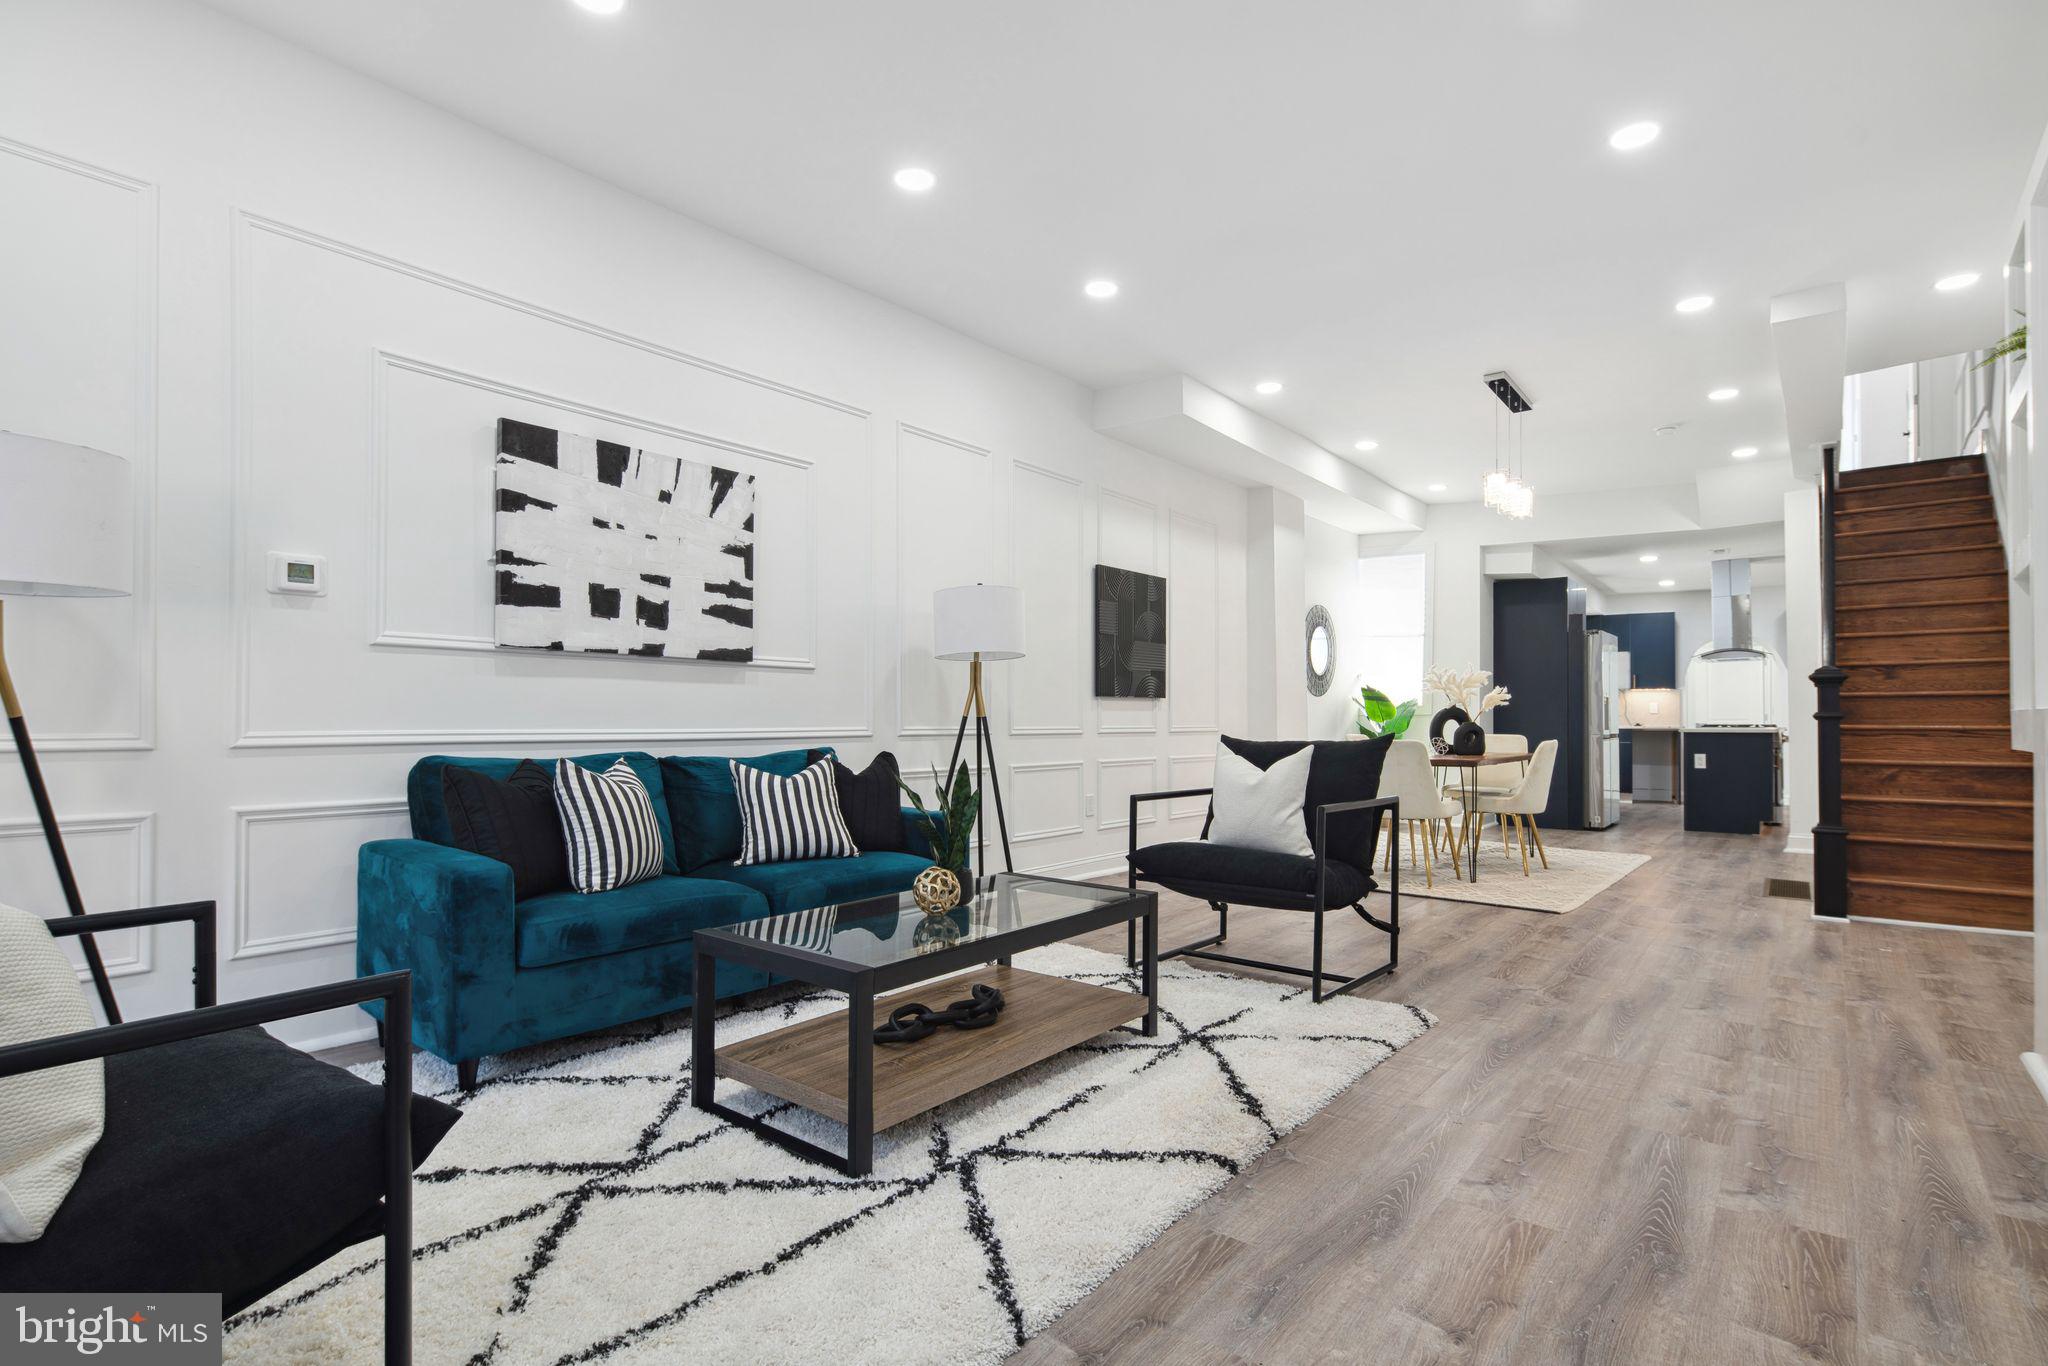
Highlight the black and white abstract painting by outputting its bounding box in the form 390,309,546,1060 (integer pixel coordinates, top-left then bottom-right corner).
1093,563,1166,698
493,418,756,660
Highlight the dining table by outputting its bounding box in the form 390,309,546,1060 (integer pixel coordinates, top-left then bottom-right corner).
1430,751,1532,884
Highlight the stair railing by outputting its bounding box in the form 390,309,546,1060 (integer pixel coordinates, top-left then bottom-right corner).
1811,440,1848,917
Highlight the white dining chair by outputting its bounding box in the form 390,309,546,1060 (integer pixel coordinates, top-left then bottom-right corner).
1472,731,1529,849
1378,740,1463,887
1476,739,1557,876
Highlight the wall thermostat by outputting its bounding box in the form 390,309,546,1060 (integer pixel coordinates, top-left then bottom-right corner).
267,552,327,596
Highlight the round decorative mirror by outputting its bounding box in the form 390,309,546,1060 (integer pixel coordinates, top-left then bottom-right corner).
1304,604,1336,696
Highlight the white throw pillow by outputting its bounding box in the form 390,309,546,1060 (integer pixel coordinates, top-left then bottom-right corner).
0,904,104,1243
1207,741,1315,857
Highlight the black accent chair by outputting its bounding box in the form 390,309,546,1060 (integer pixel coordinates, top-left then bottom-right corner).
0,901,459,1365
1126,736,1399,1003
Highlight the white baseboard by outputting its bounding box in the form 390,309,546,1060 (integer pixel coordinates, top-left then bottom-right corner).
2025,1052,2048,1109
1780,832,1813,856
284,1020,378,1053
1848,914,2034,938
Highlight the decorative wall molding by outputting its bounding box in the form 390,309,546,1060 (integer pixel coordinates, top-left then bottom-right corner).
1006,760,1086,844
894,421,995,737
230,798,408,960
237,212,871,417
1095,756,1162,831
227,211,877,749
364,349,817,671
0,812,156,979
1167,511,1222,735
1167,752,1216,821
1007,459,1087,738
0,136,159,753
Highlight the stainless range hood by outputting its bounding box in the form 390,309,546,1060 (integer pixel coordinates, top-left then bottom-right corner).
1706,558,1759,658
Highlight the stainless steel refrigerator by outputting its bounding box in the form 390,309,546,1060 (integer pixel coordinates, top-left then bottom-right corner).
1584,630,1621,828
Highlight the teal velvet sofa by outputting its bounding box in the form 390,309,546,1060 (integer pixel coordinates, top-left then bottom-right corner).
357,749,936,1088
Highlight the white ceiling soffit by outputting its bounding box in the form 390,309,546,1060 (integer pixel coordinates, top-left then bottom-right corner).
1094,376,1422,534
1770,284,1848,479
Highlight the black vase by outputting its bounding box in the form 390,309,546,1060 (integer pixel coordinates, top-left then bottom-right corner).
1451,720,1487,756
1428,705,1470,755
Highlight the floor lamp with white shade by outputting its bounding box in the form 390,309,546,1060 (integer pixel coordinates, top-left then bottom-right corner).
934,583,1023,876
0,432,133,1024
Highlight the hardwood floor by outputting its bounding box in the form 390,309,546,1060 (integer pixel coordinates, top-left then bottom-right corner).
318,804,2044,1363
1007,803,2048,1366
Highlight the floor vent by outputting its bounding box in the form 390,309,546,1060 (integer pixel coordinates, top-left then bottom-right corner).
1766,877,1811,900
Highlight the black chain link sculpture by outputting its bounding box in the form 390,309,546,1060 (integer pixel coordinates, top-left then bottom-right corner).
872,982,1005,1045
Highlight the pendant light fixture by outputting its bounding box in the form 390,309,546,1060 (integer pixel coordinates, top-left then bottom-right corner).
1481,372,1536,519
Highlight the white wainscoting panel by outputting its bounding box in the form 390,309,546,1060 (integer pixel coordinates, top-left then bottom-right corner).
0,813,156,981
1096,756,1162,832
1168,513,1221,734
0,137,157,752
895,423,994,736
230,212,875,748
1008,461,1085,736
1006,760,1085,844
1168,751,1217,822
231,799,410,961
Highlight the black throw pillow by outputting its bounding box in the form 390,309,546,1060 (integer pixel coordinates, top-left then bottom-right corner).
808,749,906,853
1218,734,1394,874
441,760,571,900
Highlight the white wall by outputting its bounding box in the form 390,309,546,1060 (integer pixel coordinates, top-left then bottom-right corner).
1303,516,1360,738
1782,488,1821,857
0,0,1250,1047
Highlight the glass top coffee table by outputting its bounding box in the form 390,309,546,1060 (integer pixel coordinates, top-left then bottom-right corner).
690,873,1159,1176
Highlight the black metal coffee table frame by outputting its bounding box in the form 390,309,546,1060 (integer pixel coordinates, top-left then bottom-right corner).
691,876,1158,1177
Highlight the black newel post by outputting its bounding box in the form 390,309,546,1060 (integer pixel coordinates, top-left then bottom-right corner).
1811,441,1848,918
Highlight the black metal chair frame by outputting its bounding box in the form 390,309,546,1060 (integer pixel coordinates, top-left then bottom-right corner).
1125,790,1399,1003
0,901,417,1366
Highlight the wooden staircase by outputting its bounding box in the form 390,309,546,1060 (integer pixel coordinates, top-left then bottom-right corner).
1831,453,2031,930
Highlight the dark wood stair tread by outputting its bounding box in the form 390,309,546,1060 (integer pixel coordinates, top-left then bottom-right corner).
1840,722,2008,731
1842,756,2030,769
1833,517,1998,538
1835,626,2007,639
1846,874,2030,900
1835,545,2001,563
1845,832,2031,853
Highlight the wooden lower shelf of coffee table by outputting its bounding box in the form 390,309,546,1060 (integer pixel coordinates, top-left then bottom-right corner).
714,964,1145,1131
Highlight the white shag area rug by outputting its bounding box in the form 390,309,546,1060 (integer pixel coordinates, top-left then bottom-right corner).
226,942,1432,1366
1400,838,1648,913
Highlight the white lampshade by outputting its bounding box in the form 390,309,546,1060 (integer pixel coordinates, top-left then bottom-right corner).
0,433,133,597
933,584,1025,661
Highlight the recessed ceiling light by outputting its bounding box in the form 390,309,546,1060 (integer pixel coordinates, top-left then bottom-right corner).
1934,271,1980,292
1609,121,1661,151
1083,279,1119,300
1658,578,1676,588
1639,554,1659,563
892,167,936,193
571,0,626,12
1731,445,1759,460
1675,295,1714,314
1354,439,1379,451
1427,482,1446,492
1254,380,1283,395
1708,387,1739,402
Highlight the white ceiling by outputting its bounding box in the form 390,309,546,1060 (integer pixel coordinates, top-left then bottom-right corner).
201,0,2048,503
1545,522,1787,596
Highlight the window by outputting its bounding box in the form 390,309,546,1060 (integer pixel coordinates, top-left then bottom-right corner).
1353,552,1427,706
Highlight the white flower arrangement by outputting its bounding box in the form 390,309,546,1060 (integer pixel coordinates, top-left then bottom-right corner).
1422,665,1511,718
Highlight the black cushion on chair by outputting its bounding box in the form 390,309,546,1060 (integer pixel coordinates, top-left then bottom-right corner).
1131,840,1376,908
0,1026,461,1316
1219,734,1394,873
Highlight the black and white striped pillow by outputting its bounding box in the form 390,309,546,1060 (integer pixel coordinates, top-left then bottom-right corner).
553,758,665,893
732,757,860,865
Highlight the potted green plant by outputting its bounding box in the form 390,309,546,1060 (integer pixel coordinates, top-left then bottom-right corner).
898,761,980,912
1976,324,2026,369
1354,686,1419,741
